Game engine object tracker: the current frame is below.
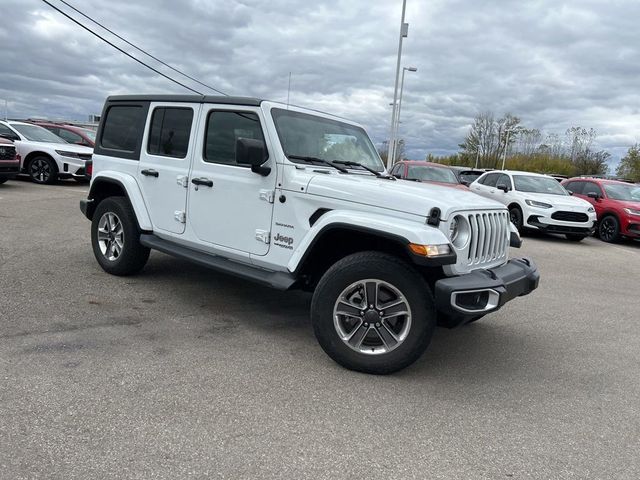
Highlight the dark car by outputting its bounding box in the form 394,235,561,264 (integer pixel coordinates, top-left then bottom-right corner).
562,177,640,242
0,137,20,184
31,121,96,148
448,166,487,186
390,161,469,190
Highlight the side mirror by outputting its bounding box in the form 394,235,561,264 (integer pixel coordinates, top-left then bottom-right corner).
567,190,573,195
497,183,509,193
587,192,601,200
236,138,270,176
460,180,470,186
392,173,402,179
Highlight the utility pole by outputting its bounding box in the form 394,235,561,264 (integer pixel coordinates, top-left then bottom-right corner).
501,128,513,170
394,66,417,157
387,0,408,169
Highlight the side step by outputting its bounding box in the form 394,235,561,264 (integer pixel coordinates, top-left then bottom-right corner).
139,234,296,291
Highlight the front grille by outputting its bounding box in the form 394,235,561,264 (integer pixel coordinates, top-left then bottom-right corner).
78,154,92,161
551,211,588,222
467,211,510,265
0,146,16,160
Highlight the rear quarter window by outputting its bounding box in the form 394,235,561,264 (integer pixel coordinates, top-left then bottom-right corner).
95,102,150,160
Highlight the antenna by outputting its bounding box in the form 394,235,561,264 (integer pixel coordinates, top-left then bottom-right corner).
287,72,292,108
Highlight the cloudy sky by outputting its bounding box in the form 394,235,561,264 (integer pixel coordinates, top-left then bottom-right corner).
1,0,638,166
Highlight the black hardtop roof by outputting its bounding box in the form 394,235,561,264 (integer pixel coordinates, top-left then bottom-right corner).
106,95,263,106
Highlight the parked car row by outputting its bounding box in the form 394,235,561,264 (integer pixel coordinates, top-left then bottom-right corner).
0,120,93,184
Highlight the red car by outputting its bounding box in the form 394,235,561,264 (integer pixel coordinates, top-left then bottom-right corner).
0,137,20,184
390,161,469,190
31,121,96,148
562,177,640,242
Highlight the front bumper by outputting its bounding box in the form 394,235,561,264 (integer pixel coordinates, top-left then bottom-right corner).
434,257,539,321
527,215,595,235
0,160,20,178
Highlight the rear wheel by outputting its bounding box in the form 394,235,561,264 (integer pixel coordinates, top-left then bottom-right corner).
565,234,587,242
311,251,436,374
91,197,150,276
598,215,620,243
0,178,7,185
28,156,57,184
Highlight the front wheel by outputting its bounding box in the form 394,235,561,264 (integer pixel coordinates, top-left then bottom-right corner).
509,206,524,232
28,156,58,184
311,251,436,374
598,215,620,243
91,197,150,276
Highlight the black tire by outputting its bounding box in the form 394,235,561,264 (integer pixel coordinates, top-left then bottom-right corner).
0,178,7,185
565,234,587,242
28,155,58,184
311,251,436,374
509,205,524,232
91,197,150,276
598,215,620,243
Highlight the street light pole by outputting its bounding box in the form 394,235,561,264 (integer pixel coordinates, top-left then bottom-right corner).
387,0,408,169
392,66,417,162
501,128,513,170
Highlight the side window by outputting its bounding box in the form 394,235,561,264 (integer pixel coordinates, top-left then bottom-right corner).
497,174,512,189
391,164,403,177
0,123,17,139
57,129,83,144
147,107,193,158
204,111,265,165
100,105,146,154
582,182,602,196
482,173,500,187
565,181,584,194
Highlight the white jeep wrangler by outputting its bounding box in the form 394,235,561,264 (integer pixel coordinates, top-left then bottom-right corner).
80,95,539,374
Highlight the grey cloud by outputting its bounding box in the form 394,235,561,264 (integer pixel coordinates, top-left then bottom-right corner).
0,0,638,167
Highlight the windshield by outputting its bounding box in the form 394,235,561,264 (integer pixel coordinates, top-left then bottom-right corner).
408,165,458,184
80,128,96,142
513,175,568,195
271,108,384,171
11,123,67,143
604,183,640,201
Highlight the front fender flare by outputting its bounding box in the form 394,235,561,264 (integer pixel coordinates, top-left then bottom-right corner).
287,210,451,272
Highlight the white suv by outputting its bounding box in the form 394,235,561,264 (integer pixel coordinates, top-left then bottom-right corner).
471,170,596,241
80,95,539,374
0,120,93,184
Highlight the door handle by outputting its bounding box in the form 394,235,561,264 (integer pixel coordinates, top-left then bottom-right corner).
141,169,159,177
191,177,213,188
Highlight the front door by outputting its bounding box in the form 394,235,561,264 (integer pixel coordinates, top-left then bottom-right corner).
137,103,199,234
188,106,276,256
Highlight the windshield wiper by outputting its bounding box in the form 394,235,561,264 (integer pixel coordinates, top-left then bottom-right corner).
287,155,349,173
332,160,395,180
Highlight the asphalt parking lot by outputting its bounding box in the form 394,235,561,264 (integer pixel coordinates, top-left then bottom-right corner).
1,179,639,479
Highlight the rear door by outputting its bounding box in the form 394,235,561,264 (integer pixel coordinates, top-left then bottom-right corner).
187,105,276,256
471,172,500,198
137,103,198,234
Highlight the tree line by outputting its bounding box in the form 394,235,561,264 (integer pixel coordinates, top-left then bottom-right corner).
423,111,640,179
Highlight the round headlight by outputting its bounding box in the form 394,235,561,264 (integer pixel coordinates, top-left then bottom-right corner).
449,217,459,243
450,215,470,249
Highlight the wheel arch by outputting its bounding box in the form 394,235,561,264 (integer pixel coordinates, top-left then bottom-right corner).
85,173,152,231
23,151,57,172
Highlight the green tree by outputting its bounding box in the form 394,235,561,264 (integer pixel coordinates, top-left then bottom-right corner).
616,144,640,181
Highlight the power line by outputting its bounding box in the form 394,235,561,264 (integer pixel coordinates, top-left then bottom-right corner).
41,0,203,95
56,0,227,96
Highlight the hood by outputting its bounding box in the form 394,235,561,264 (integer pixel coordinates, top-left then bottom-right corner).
19,140,93,154
306,173,505,219
525,192,592,209
422,180,469,191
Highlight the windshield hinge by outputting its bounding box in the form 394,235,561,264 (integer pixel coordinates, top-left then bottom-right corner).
255,229,270,244
259,189,275,204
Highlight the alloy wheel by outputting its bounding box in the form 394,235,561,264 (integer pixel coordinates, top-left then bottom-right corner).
97,212,124,261
333,279,412,355
599,218,616,242
30,158,51,183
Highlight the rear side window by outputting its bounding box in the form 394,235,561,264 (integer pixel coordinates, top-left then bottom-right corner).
204,111,265,165
99,105,147,156
147,107,193,158
57,129,83,144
